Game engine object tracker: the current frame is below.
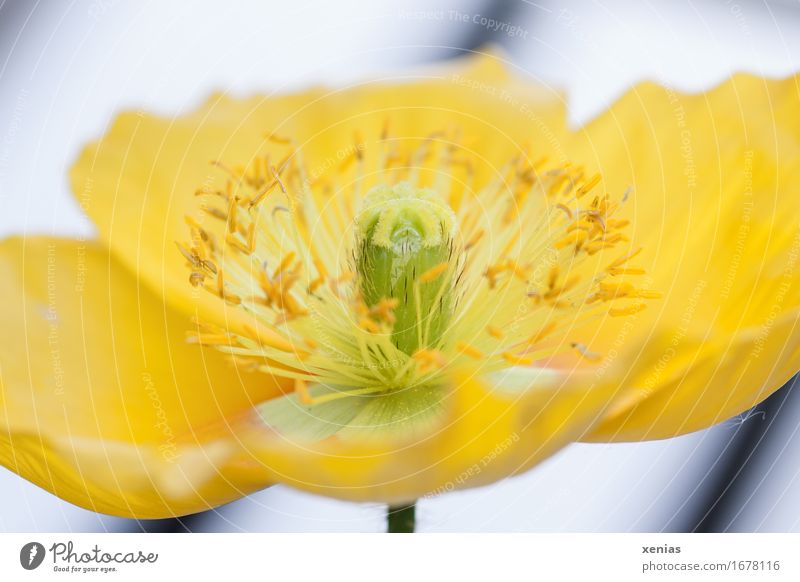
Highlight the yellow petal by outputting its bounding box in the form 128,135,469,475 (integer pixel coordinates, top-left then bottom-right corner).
0,237,285,517
222,366,620,505
586,309,800,441
0,238,620,513
568,73,800,440
69,50,566,328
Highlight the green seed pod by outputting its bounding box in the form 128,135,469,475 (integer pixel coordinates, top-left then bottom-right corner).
355,182,457,355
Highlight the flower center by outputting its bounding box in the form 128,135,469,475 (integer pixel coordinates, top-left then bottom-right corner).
355,183,457,355
178,123,660,408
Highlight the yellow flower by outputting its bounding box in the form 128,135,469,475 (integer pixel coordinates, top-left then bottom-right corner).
1,52,799,519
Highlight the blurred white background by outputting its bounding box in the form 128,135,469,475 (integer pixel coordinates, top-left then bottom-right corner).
1,0,799,532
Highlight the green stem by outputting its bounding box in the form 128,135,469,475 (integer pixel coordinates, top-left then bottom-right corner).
387,502,416,533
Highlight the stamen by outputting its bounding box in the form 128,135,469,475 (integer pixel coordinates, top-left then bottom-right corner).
180,122,659,403
571,342,602,362
456,341,484,360
502,352,534,366
487,325,505,339
609,303,648,317
419,263,449,283
294,378,312,405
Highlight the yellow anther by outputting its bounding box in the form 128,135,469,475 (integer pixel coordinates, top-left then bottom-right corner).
225,232,251,254
601,233,626,244
487,325,505,339
380,117,390,141
598,281,635,296
275,252,297,277
226,193,239,234
370,297,400,324
202,206,228,220
339,149,358,172
313,258,328,279
582,210,607,232
545,275,580,300
485,259,515,289
202,259,217,274
189,272,205,287
186,333,240,347
265,132,292,144
465,228,485,250
248,179,280,208
353,130,365,160
566,220,593,233
216,269,226,298
246,222,257,253
419,262,449,283
294,378,313,405
510,261,530,281
456,342,484,360
607,267,646,276
554,230,588,250
576,174,602,198
608,247,643,269
585,241,616,255
359,318,381,333
555,203,573,219
413,349,447,372
307,276,325,294
548,265,560,289
609,303,647,317
270,165,288,194
529,320,557,344
571,342,602,362
336,271,355,283
240,323,298,353
502,352,533,366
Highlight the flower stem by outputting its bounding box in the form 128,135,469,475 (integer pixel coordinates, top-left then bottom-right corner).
387,502,416,533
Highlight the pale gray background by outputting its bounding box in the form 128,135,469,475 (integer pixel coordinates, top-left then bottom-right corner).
1,0,799,532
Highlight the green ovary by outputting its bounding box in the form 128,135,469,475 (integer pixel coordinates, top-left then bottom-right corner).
355,182,458,355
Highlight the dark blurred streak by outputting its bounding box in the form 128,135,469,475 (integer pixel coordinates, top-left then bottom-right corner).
0,0,31,53
0,0,26,29
434,0,522,59
126,513,208,533
678,375,799,532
